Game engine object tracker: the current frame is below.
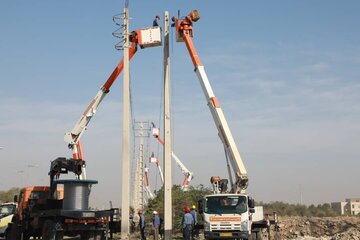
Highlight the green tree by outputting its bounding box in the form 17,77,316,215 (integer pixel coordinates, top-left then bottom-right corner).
263,201,337,217
0,188,20,203
145,184,211,233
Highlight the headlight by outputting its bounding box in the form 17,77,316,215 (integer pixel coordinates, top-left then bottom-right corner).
240,219,249,231
204,222,210,231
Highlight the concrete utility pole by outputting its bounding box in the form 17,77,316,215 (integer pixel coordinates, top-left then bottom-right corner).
163,11,173,239
121,5,130,239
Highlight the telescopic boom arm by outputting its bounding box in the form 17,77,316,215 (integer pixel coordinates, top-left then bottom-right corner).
150,152,164,184
144,166,154,199
173,11,248,193
64,40,138,160
151,123,194,191
63,26,162,179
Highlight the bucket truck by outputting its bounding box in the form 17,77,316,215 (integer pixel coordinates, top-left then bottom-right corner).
63,26,162,179
172,10,277,240
151,123,194,191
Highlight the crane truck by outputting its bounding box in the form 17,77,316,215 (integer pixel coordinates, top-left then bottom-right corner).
6,157,121,240
173,10,277,240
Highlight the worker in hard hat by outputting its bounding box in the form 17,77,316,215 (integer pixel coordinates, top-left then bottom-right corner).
153,15,160,27
182,206,194,240
152,211,161,239
138,210,146,240
190,205,199,238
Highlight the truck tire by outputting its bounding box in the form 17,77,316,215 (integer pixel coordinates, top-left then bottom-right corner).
42,220,63,240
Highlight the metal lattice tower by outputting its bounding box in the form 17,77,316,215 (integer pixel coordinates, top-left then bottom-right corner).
131,121,151,212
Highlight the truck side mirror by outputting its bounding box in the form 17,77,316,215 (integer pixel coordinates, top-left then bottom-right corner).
198,199,203,214
248,197,255,209
14,195,18,203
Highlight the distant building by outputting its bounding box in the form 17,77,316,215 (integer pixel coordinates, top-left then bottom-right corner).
331,198,360,215
345,198,360,215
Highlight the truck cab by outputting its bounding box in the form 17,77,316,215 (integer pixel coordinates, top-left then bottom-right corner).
200,194,254,239
15,186,63,221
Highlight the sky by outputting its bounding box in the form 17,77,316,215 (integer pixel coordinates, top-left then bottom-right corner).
1,1,359,208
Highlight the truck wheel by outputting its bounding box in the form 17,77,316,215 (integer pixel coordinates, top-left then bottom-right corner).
42,220,62,240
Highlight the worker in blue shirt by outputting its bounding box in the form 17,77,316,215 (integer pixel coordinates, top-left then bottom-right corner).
138,210,146,240
152,211,161,239
182,206,194,240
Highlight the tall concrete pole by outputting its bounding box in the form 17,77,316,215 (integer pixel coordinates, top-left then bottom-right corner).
121,6,130,239
163,11,173,239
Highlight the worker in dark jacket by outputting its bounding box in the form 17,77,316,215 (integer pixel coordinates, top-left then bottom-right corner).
138,210,146,240
153,15,160,27
182,206,194,240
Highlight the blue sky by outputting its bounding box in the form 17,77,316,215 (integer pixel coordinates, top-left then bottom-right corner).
1,1,359,208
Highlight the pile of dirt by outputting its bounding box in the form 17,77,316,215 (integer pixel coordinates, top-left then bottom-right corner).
264,216,360,240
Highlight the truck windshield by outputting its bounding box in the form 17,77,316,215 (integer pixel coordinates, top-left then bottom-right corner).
205,195,247,214
0,204,16,217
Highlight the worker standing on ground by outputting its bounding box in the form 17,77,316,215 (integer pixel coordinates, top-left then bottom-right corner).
152,211,161,240
138,210,146,240
182,206,194,240
190,205,198,239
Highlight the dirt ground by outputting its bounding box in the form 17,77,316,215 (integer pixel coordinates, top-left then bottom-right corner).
2,216,355,240
263,216,360,240
126,216,360,239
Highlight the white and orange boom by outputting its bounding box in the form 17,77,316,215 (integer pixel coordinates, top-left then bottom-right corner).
64,26,162,178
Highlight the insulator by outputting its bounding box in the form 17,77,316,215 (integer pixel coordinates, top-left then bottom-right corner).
112,13,126,51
